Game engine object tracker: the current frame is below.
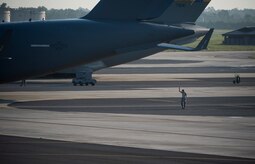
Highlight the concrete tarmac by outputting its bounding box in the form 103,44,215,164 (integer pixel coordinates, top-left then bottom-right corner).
1,135,254,164
0,51,255,163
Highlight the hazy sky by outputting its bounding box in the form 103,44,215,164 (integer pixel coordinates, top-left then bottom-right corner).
1,0,255,10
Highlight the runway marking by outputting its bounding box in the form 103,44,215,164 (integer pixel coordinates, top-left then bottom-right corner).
0,116,238,125
1,118,255,142
95,73,255,81
1,142,254,148
11,105,179,108
0,153,254,162
230,117,244,119
147,99,174,103
11,103,255,109
1,87,255,101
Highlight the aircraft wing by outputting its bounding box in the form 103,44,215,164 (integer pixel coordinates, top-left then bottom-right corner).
158,28,214,51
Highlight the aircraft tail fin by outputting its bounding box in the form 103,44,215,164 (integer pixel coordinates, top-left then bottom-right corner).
83,0,210,25
151,0,211,25
83,0,173,21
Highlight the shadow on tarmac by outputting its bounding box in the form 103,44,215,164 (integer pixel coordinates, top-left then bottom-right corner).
0,99,15,104
0,135,254,164
9,97,255,117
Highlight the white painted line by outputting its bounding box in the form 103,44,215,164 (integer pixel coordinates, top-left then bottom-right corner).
1,87,254,101
31,44,50,48
229,117,244,119
1,57,12,60
94,73,255,82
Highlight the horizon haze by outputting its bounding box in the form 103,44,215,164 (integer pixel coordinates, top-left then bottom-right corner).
1,0,255,10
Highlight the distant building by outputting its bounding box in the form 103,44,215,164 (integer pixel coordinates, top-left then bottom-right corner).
11,9,46,22
0,9,46,23
222,27,255,45
0,10,10,22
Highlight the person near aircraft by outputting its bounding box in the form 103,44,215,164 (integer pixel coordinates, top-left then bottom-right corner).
179,86,187,109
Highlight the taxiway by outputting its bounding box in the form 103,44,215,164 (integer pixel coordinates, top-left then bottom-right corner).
0,51,255,163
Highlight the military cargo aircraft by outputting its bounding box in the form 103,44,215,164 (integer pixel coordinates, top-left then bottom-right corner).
0,0,213,84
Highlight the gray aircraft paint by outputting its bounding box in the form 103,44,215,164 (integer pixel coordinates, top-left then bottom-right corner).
59,0,209,74
0,0,211,83
0,20,192,83
152,0,211,24
84,0,174,21
62,27,207,74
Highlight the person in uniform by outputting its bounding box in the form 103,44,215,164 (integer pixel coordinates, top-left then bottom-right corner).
179,86,187,109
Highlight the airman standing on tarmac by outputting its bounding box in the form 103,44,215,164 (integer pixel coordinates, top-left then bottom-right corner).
179,86,187,109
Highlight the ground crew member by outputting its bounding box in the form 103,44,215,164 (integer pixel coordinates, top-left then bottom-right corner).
179,86,187,109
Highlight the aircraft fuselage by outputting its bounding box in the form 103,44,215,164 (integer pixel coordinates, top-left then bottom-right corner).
0,19,194,83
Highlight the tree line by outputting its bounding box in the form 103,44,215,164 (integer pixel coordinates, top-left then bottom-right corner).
197,7,255,29
1,3,89,20
1,3,255,29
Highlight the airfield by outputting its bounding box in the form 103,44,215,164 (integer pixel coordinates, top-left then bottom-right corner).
0,51,255,163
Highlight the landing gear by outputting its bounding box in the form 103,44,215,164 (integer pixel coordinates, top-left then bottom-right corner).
72,67,97,86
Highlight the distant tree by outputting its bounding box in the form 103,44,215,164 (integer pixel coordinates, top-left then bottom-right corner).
46,8,89,19
6,4,255,29
218,10,230,21
38,6,47,11
244,14,253,22
0,3,7,8
0,3,9,9
197,8,255,29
